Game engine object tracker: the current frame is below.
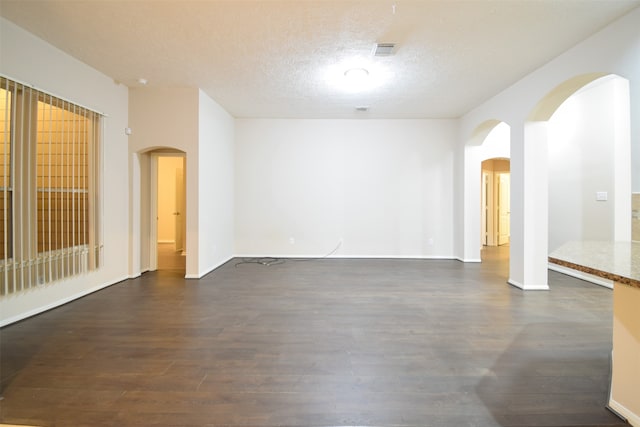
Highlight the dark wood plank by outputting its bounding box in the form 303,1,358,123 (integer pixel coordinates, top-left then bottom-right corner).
0,246,628,426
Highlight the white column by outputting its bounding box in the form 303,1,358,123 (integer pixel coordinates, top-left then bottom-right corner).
613,78,631,242
129,152,141,278
508,122,549,290
463,144,482,262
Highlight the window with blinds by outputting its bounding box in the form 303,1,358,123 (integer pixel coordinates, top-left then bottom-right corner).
1,76,102,295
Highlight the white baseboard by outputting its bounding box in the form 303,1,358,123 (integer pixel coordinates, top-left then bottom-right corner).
234,253,457,260
456,257,482,263
508,279,550,291
185,256,234,279
608,398,640,426
548,262,613,289
0,275,129,327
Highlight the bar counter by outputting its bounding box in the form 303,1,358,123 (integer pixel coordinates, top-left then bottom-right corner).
549,241,640,426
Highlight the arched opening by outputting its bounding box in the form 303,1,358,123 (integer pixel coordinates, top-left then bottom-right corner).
135,147,187,277
526,73,631,287
481,158,511,247
547,75,631,251
462,120,510,264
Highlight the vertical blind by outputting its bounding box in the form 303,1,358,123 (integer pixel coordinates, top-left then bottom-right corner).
1,76,102,295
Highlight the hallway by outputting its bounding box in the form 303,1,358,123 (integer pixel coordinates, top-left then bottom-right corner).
157,242,186,273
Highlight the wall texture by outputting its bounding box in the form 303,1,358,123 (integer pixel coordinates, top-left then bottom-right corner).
548,77,620,252
235,119,457,258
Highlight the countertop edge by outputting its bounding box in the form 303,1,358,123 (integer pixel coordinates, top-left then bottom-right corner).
548,257,640,289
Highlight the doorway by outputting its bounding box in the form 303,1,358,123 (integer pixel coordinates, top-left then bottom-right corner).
481,158,510,247
151,153,186,273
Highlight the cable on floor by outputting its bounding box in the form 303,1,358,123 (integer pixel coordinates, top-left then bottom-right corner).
234,240,342,267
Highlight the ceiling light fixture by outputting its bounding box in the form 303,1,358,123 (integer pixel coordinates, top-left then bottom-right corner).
344,67,369,81
343,68,371,91
323,60,390,93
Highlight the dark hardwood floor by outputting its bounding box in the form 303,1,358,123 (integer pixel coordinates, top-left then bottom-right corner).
0,246,628,426
157,242,186,273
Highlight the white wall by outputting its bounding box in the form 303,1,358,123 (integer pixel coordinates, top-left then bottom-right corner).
548,77,620,252
235,119,457,258
0,18,129,325
128,87,199,276
481,123,511,161
458,7,639,291
129,88,235,279
196,90,235,277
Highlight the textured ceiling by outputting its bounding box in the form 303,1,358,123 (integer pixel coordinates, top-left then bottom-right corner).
1,0,638,119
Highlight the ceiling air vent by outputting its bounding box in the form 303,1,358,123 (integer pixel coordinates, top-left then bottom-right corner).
373,43,396,56
355,106,369,112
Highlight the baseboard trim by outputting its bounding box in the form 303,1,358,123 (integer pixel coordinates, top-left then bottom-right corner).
455,257,482,263
548,262,613,289
234,253,457,260
608,398,639,426
508,279,550,291
185,256,234,279
0,275,130,327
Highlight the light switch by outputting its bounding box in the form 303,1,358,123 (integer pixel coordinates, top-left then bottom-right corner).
596,191,608,201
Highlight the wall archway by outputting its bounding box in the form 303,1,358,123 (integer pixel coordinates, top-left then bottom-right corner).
528,73,609,121
131,146,189,278
519,73,631,290
481,157,511,248
461,120,511,263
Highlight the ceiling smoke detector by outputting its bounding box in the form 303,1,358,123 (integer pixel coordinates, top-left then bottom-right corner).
373,43,396,56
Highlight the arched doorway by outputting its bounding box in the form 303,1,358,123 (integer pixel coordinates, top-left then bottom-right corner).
519,73,631,289
134,147,187,276
481,158,510,247
152,153,186,273
546,75,631,251
462,120,510,263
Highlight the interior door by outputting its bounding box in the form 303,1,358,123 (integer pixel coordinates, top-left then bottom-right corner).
497,172,510,245
482,172,489,246
174,165,185,253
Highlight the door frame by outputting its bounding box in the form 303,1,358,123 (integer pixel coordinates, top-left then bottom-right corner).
496,171,511,246
149,152,186,271
481,158,510,247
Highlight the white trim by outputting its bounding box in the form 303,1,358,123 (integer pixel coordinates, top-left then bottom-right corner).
0,275,129,327
185,255,234,279
234,253,457,260
456,257,482,263
548,262,613,289
149,154,158,271
508,278,550,291
608,398,640,426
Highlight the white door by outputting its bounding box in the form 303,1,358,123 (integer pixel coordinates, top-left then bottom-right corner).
482,172,489,246
174,166,184,253
497,172,510,245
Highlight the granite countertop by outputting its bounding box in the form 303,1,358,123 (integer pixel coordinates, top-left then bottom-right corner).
549,241,640,289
